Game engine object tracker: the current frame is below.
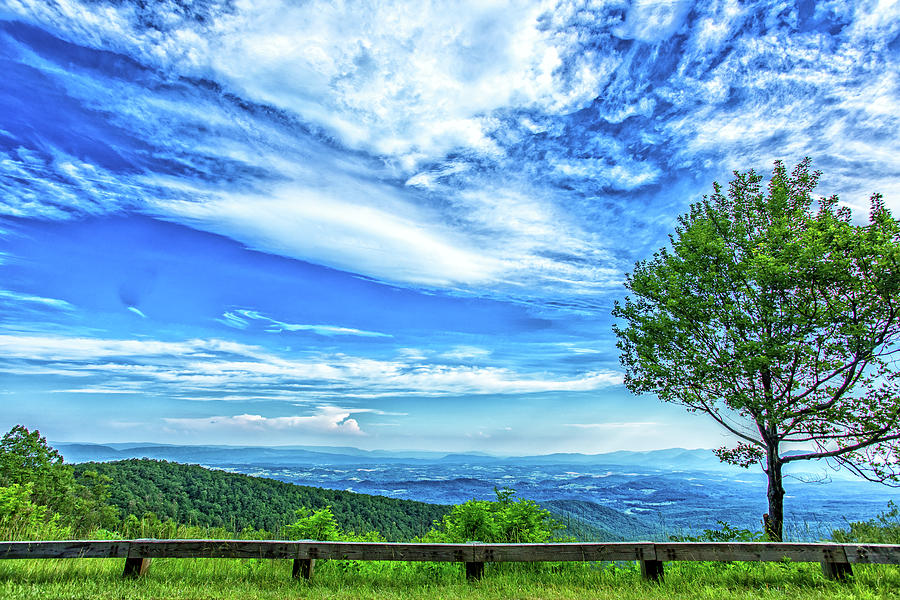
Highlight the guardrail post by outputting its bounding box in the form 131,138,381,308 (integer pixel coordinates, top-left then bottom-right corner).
292,558,315,579
123,539,152,578
465,560,485,580
821,560,852,581
821,544,853,580
122,557,151,578
466,541,484,581
640,559,664,582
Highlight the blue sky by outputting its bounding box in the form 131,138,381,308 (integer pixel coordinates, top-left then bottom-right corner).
1,0,898,454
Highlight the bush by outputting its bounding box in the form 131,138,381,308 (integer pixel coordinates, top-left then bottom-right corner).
0,483,72,541
832,501,900,544
282,506,385,542
421,487,560,543
282,506,342,541
669,520,764,542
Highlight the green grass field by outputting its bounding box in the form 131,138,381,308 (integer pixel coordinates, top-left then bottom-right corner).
2,556,899,599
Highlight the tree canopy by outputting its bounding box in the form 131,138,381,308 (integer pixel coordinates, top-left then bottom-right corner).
74,458,449,541
0,425,70,508
612,159,900,540
0,425,117,533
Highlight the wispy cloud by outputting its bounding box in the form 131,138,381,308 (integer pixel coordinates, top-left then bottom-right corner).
7,1,895,308
2,1,899,453
0,290,74,311
220,309,391,338
50,387,137,394
126,306,147,318
440,346,492,361
216,311,249,329
566,422,658,430
0,333,622,398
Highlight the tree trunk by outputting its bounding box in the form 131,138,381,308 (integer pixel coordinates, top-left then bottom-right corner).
764,445,785,542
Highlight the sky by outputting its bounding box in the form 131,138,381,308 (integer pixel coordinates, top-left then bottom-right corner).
1,0,899,455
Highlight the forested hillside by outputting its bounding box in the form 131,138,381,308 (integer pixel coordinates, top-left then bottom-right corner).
73,459,449,541
543,499,659,541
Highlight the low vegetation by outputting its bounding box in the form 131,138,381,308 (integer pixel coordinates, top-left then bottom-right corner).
1,559,899,600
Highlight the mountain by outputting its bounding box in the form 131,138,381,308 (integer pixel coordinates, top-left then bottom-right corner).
55,442,734,472
51,443,124,462
542,499,661,541
514,448,728,469
58,443,412,466
73,459,450,541
438,453,504,464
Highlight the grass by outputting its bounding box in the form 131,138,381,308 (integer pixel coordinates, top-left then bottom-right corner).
1,556,899,599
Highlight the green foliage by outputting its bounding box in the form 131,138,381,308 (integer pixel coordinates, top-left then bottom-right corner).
670,521,764,542
612,159,900,539
0,425,118,534
832,501,900,544
116,511,268,541
282,506,342,541
74,458,448,540
0,425,72,510
422,487,560,543
0,483,72,541
2,546,900,600
280,504,387,565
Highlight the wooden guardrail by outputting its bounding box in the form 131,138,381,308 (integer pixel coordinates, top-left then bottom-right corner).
2,540,899,582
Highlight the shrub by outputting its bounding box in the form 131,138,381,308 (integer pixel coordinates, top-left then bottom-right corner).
282,506,385,542
832,501,900,544
422,487,560,543
669,520,764,542
0,483,72,540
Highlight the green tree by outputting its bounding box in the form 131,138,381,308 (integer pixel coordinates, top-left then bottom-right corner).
612,159,900,541
0,425,73,510
0,425,118,533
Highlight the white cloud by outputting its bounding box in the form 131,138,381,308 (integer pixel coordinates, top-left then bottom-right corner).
164,406,365,436
549,157,660,190
217,311,249,329
152,183,505,288
0,332,622,398
176,394,301,402
395,348,429,361
4,0,899,304
230,309,391,338
615,0,693,43
566,422,658,429
127,306,147,318
50,387,137,394
0,335,266,362
5,0,607,164
440,346,492,361
0,290,74,311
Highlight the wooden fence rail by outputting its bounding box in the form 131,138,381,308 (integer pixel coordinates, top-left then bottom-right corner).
2,540,899,582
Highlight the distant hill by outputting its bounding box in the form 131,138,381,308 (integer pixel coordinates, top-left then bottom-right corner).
56,442,735,472
73,459,450,541
59,443,414,466
514,448,728,470
542,499,661,541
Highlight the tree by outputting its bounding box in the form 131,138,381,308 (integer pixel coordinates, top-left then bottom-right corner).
612,159,900,541
0,425,73,510
0,425,118,532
